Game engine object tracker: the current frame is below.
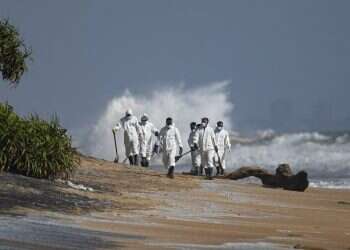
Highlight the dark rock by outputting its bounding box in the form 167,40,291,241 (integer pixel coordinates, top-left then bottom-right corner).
224,164,309,192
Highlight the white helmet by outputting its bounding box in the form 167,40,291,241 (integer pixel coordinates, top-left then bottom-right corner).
125,109,133,116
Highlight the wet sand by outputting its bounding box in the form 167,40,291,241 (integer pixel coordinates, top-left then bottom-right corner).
1,155,350,249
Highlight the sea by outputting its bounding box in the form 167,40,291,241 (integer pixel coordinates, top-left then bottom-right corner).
224,130,350,189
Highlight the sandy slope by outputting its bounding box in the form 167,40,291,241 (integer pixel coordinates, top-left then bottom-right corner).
0,155,350,250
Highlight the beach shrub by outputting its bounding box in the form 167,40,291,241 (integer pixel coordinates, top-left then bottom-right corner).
0,19,31,85
0,103,78,179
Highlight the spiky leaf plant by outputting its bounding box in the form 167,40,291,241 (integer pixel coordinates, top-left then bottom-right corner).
0,19,31,85
0,103,78,179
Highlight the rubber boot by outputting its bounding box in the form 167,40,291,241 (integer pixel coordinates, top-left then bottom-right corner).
134,155,139,166
140,157,146,167
208,168,213,180
216,167,220,176
145,159,149,167
199,166,203,176
194,167,199,176
167,166,175,179
128,156,134,165
204,168,209,178
221,168,225,176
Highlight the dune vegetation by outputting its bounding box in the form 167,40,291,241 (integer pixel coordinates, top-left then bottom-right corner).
0,103,78,179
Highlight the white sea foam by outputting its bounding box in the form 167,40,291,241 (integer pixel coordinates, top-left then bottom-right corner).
228,131,350,180
80,81,234,160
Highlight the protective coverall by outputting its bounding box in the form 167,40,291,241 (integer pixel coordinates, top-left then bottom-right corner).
159,124,183,170
188,129,201,174
139,121,159,166
114,113,140,165
193,125,217,174
214,127,231,173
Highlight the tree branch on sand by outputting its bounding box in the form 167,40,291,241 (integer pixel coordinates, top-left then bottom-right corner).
223,164,309,192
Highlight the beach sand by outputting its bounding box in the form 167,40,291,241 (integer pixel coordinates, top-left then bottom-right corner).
0,155,349,249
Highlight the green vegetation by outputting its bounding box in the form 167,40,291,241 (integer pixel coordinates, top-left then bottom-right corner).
0,103,79,179
0,19,31,84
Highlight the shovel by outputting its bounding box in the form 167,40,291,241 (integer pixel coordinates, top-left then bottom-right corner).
112,130,119,163
175,149,192,162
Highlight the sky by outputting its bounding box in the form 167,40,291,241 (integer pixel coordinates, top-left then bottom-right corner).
1,0,350,134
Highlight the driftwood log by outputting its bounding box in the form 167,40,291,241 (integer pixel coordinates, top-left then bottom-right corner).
224,164,309,192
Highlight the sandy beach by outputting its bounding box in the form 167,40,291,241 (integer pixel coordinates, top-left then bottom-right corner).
1,155,350,250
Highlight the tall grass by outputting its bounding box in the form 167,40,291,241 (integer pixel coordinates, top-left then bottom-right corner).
0,103,78,179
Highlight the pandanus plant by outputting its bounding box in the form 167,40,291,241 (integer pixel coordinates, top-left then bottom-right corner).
0,103,78,179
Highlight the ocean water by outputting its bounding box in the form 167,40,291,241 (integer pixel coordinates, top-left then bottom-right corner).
226,130,350,189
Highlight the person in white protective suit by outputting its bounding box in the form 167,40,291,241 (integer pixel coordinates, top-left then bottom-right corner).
193,117,218,180
139,113,159,167
188,122,201,175
113,109,140,165
159,117,183,178
214,121,231,176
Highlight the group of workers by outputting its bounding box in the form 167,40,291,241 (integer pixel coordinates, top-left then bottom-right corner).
112,109,231,179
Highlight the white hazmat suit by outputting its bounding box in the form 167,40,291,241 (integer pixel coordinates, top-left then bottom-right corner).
214,127,231,170
159,124,183,169
193,125,217,170
188,129,201,173
139,120,159,161
113,111,140,161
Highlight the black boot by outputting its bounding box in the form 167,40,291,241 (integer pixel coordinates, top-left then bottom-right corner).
194,167,199,176
128,156,134,165
141,157,146,167
167,166,175,179
204,168,209,178
206,168,213,180
221,168,225,176
199,166,203,176
145,159,149,167
216,167,220,176
134,155,139,166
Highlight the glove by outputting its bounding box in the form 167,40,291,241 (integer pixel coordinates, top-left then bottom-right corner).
154,131,159,137
191,146,195,152
193,143,198,150
214,145,219,153
179,147,183,155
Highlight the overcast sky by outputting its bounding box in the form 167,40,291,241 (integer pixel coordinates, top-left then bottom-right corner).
1,0,349,133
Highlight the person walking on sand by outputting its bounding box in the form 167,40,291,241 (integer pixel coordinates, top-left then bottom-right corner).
139,113,159,167
188,122,201,175
159,117,183,178
214,121,231,176
193,117,218,180
113,109,141,166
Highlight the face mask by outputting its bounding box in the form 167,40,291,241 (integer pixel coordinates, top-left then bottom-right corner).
201,122,207,128
217,126,223,131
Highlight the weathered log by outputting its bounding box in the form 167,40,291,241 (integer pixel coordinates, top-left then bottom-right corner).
224,164,309,192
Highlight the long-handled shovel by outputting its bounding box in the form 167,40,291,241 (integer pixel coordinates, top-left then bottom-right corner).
112,130,119,163
175,149,192,162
